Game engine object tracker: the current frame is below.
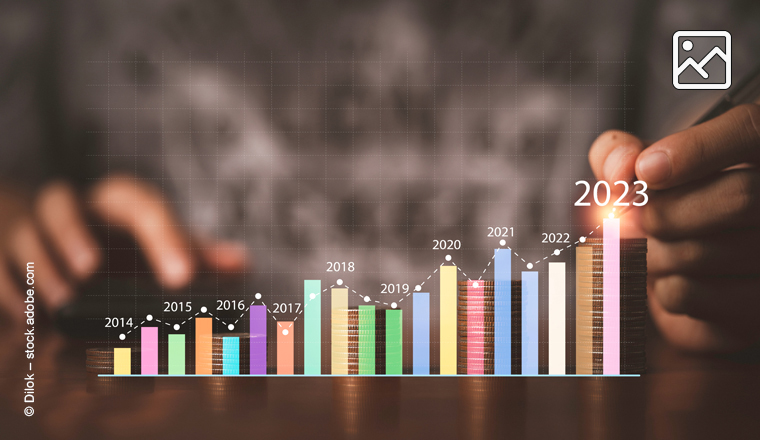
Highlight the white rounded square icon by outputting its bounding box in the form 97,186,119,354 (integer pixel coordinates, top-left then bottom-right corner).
673,31,731,90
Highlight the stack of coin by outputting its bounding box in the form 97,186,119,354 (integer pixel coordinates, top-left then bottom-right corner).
86,347,140,374
86,348,115,374
374,308,387,375
334,307,388,375
457,280,522,375
576,238,647,375
211,333,252,374
347,309,359,374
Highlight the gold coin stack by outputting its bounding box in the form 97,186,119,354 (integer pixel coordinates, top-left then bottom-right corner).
211,333,251,374
374,309,387,375
86,348,115,374
85,347,139,374
347,308,359,375
457,280,522,375
335,307,387,375
576,238,647,374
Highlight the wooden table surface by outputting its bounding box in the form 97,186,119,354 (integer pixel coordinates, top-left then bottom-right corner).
2,324,759,440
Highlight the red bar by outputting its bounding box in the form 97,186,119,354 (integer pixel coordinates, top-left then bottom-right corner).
467,280,485,375
277,322,294,375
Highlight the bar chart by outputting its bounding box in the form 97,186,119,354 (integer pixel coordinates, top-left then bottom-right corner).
94,217,646,378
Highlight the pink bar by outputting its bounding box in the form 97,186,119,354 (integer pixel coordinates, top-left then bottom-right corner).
467,280,485,375
603,218,620,375
141,327,158,375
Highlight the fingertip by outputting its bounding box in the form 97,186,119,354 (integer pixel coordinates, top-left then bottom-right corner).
39,268,75,311
636,150,672,187
204,241,249,272
159,253,194,289
40,279,75,313
36,180,101,280
71,247,101,280
589,130,644,181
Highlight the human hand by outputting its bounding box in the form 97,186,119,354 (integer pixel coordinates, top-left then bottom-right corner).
589,104,760,353
0,174,247,323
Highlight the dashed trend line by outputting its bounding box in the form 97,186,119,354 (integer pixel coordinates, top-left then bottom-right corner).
116,220,608,341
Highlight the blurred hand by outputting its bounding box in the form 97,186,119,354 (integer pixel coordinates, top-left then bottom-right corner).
589,104,760,353
0,174,247,322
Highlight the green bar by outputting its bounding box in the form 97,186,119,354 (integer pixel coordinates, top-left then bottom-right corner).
168,334,186,375
304,280,321,375
386,310,403,375
359,306,376,375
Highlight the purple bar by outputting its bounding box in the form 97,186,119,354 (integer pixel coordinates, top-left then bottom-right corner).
141,327,158,375
250,305,267,374
603,218,620,375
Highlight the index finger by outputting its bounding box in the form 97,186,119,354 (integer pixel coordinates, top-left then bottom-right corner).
90,176,194,288
636,103,760,190
588,130,646,182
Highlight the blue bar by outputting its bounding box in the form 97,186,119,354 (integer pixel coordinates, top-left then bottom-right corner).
223,337,240,375
413,292,430,375
495,249,512,375
522,272,539,375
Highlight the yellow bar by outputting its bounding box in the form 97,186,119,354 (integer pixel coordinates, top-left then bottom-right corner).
114,348,131,375
440,265,457,375
331,288,348,375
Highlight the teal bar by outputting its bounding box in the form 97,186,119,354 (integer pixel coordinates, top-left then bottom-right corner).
168,334,185,375
304,280,321,375
223,337,240,375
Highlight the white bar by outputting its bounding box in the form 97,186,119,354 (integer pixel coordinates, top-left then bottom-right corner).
548,262,566,375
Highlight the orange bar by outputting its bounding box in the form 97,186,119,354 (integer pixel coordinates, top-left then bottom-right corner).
196,317,212,375
277,322,294,375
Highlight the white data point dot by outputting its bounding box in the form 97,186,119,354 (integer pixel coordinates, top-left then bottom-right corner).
173,324,180,331
119,334,125,341
445,255,452,262
364,296,370,302
554,249,560,256
580,236,586,243
415,285,421,291
228,324,235,331
608,213,615,219
255,293,262,300
391,302,397,309
337,279,343,286
310,293,316,300
527,263,534,270
200,306,208,313
283,329,289,336
499,239,506,246
473,282,479,288
146,314,153,321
